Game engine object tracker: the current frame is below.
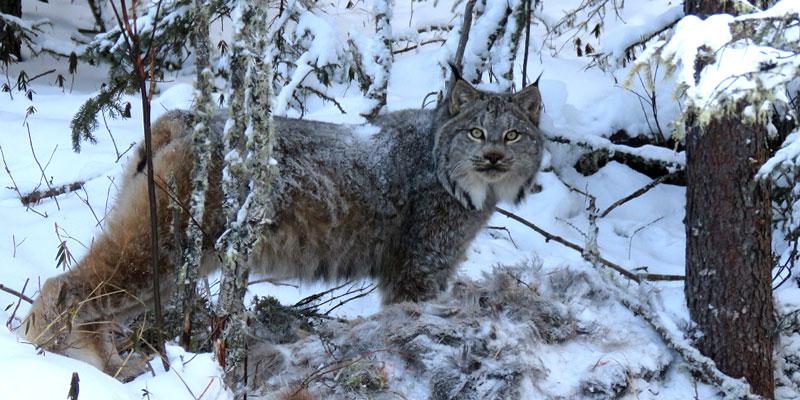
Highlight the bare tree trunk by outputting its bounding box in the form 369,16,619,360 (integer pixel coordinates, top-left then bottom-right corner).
683,4,774,399
0,0,22,62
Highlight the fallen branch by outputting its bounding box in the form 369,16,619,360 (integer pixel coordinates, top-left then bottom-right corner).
547,134,686,184
495,207,684,282
20,181,84,207
597,272,761,399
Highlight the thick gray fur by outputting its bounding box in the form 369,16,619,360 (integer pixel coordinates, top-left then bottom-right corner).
236,79,545,302
23,80,544,380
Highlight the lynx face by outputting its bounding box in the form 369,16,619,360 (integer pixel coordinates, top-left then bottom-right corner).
434,80,544,210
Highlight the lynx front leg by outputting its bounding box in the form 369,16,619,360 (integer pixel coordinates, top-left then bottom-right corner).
379,193,492,304
379,247,459,304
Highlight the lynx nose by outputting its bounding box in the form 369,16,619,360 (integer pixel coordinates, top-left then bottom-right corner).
483,152,504,164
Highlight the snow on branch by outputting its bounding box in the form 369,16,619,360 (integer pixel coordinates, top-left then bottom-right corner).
759,128,800,180
392,22,452,54
591,5,684,70
492,0,526,90
361,0,394,119
629,1,800,136
273,9,349,116
597,273,763,400
461,0,512,84
84,0,231,86
0,12,52,60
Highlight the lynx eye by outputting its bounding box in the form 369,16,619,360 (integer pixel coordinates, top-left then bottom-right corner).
504,129,521,143
468,127,485,141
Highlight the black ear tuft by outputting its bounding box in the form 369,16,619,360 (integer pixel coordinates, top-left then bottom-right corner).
448,62,464,83
533,71,543,86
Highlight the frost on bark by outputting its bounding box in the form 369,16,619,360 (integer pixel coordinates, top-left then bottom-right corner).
684,1,775,397
179,0,215,351
361,0,393,120
215,0,277,394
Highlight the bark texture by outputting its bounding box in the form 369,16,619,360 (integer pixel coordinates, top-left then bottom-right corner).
684,104,774,398
0,0,22,62
683,2,775,398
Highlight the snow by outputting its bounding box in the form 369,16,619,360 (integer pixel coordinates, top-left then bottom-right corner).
641,4,800,132
0,0,797,399
599,5,684,68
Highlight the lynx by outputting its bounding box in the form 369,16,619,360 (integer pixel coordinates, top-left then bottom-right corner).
25,78,544,380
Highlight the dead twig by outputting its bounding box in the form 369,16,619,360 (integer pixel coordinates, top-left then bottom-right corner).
26,123,60,210
0,145,47,218
0,282,34,304
487,225,519,248
627,216,665,259
298,85,347,114
74,187,106,228
12,235,25,258
324,283,377,316
5,278,30,328
247,278,299,289
101,110,136,162
392,39,447,54
67,372,79,400
601,173,674,218
495,207,684,282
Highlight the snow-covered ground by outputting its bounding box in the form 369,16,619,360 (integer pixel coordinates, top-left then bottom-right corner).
0,0,797,398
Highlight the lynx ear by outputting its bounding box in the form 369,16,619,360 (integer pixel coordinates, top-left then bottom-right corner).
513,76,543,125
449,79,481,115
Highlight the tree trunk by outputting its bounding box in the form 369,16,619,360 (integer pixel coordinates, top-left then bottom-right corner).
0,0,22,62
684,3,775,399
682,4,775,397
